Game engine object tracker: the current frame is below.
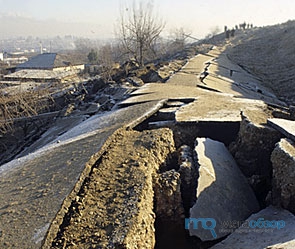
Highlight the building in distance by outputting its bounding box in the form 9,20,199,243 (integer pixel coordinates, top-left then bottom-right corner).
3,53,85,84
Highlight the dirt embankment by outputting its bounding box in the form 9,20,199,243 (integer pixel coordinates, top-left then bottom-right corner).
227,20,295,104
48,128,176,249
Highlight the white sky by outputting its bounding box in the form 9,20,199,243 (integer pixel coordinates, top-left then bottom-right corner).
0,0,294,38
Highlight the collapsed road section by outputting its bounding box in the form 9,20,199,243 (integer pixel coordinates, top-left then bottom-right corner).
44,103,295,249
2,41,295,249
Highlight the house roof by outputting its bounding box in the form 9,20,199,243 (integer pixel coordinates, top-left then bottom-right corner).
4,69,79,80
17,53,84,70
17,53,56,70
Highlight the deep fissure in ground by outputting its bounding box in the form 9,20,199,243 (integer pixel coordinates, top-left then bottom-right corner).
134,105,277,248
147,120,241,249
48,103,280,248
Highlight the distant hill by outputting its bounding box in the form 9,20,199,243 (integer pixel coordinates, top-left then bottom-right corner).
0,14,104,39
227,20,295,105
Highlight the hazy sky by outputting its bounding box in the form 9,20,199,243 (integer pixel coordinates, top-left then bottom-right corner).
0,0,294,39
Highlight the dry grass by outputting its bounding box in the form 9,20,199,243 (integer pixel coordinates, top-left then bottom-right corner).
227,20,295,104
0,89,55,134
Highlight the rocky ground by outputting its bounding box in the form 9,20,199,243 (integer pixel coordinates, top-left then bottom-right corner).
1,21,295,249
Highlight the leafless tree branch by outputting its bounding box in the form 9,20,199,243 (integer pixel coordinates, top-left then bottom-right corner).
117,0,165,67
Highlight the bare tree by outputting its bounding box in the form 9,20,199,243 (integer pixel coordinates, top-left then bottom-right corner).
117,0,165,67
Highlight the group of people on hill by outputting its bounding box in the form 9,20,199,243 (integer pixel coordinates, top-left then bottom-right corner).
224,22,254,38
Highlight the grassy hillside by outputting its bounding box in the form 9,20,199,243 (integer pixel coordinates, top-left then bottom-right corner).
227,20,295,104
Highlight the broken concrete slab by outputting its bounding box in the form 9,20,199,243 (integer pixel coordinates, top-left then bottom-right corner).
0,128,115,249
271,138,295,213
202,47,285,107
188,138,259,241
167,54,212,86
148,120,176,129
268,118,295,142
157,107,179,120
211,206,295,249
120,53,212,105
165,101,186,107
176,94,267,122
205,49,265,96
16,115,87,158
120,83,200,105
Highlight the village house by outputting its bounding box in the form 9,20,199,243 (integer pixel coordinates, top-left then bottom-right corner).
3,53,85,84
